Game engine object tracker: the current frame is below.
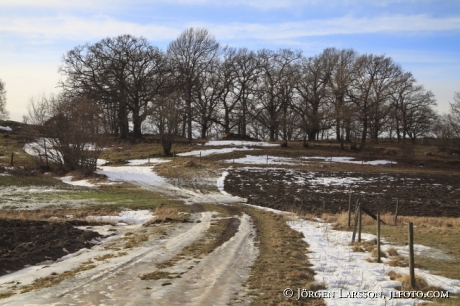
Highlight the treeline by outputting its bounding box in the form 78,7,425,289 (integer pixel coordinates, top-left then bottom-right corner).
26,28,459,168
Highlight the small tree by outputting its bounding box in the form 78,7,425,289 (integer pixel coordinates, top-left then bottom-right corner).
26,94,107,174
0,79,9,120
148,92,183,155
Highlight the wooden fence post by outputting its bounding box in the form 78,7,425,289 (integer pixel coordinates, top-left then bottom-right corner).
348,194,352,228
377,211,381,263
394,199,399,225
351,199,360,244
409,222,415,288
358,201,362,242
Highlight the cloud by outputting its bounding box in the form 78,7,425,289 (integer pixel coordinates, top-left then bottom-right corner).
0,15,182,43
1,14,459,46
1,0,440,10
194,15,460,41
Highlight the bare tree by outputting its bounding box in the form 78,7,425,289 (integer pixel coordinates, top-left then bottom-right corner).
167,27,220,141
27,94,106,174
231,48,260,137
60,35,165,139
212,47,239,135
349,54,401,147
326,48,359,144
193,57,222,139
0,79,9,120
292,50,332,142
148,92,183,155
252,49,301,141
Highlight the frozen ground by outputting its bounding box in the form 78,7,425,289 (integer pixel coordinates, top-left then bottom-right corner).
222,154,395,166
205,140,279,147
2,148,457,305
1,156,257,305
288,218,460,305
177,147,257,157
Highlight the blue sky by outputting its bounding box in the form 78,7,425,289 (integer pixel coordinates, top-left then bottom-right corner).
1,0,459,122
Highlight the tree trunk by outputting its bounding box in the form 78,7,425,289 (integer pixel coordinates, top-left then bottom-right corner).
361,118,368,148
161,134,172,156
118,102,129,139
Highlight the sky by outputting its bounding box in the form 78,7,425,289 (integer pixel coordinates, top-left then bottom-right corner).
1,0,459,122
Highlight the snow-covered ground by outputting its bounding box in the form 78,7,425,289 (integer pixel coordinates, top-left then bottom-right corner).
86,209,154,225
220,154,395,166
0,125,12,132
303,156,396,165
9,145,457,305
177,147,258,157
97,165,166,186
126,158,171,166
218,167,460,306
205,140,279,147
288,219,460,305
59,176,97,188
223,154,297,165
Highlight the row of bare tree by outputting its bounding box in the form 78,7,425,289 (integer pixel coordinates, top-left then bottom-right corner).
25,28,459,172
56,28,440,148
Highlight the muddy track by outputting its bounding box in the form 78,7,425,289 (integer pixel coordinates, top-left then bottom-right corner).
2,180,258,305
3,212,213,305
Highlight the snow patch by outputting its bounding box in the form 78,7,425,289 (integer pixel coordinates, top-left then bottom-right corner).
205,140,279,147
222,155,296,165
217,171,229,192
97,165,166,186
126,158,171,166
178,147,257,157
87,210,154,225
60,176,96,187
288,218,460,305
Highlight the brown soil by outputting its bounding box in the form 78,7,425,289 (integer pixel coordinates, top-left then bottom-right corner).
225,168,460,217
0,219,103,276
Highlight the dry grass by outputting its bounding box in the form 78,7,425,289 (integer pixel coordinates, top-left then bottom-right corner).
242,208,325,306
159,217,232,265
94,254,115,262
318,212,460,280
351,239,376,253
20,259,96,293
387,271,443,291
325,211,460,229
141,209,237,280
154,157,221,181
0,207,121,221
124,233,149,249
139,271,181,280
143,206,189,225
0,291,14,299
388,255,409,267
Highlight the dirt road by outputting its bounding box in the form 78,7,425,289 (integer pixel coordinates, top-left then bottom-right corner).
1,174,258,306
